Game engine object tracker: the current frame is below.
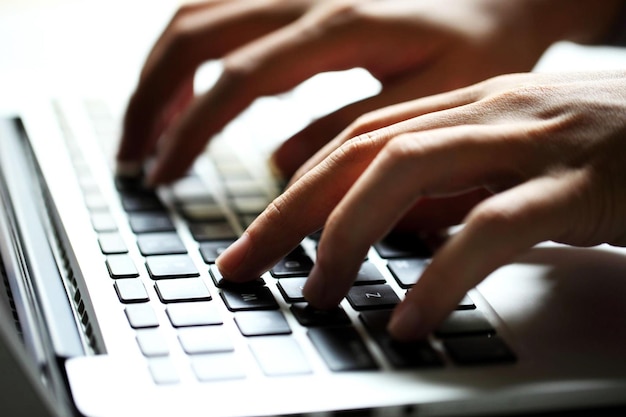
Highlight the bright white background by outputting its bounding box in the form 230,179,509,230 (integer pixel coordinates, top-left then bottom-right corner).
2,0,626,110
0,0,178,101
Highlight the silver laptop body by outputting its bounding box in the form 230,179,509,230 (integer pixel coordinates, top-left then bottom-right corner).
1,82,626,417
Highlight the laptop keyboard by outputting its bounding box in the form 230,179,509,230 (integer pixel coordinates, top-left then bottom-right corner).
55,99,515,385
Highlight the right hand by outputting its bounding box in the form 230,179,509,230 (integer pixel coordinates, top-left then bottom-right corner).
217,70,626,340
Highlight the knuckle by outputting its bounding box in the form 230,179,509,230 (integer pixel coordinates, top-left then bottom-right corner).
348,111,382,136
171,3,195,21
302,0,364,34
330,131,379,164
220,57,253,83
259,192,302,232
262,196,288,226
479,79,556,113
483,87,535,109
160,25,197,67
317,0,363,22
380,133,428,165
465,197,520,238
258,192,313,239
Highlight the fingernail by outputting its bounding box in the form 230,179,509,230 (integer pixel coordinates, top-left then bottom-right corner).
216,232,251,280
115,160,143,177
388,302,426,341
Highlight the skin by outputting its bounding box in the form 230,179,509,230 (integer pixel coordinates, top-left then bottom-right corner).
117,0,626,339
117,0,622,183
217,70,626,340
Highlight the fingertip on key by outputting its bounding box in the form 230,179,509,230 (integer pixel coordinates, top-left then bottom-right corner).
215,232,252,282
387,301,428,341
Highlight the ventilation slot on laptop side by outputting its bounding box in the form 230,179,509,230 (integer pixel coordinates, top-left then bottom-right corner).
0,256,23,340
49,100,100,354
55,231,99,354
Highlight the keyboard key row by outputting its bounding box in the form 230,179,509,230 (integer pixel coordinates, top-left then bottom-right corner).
71,103,518,385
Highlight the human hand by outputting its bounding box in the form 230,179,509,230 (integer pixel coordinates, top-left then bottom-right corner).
216,70,626,340
118,0,615,183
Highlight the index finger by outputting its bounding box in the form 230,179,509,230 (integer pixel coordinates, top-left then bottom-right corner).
117,0,307,167
216,85,482,282
215,130,385,282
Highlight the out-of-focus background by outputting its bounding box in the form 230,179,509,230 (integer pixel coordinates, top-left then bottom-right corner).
0,0,178,101
2,0,626,109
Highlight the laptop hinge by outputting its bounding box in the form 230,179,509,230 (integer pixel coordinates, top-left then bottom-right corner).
0,117,85,359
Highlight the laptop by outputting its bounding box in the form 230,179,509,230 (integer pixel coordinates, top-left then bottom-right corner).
2,5,626,416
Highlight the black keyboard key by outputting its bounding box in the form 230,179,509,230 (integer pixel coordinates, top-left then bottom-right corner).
191,352,246,382
234,311,292,336
354,262,386,285
114,279,149,303
166,302,223,327
199,240,236,264
137,232,187,256
106,254,139,278
290,303,351,327
277,277,308,303
98,232,128,254
155,278,212,303
387,258,429,288
220,287,278,311
120,192,164,212
125,303,159,328
374,233,431,259
435,310,495,337
177,326,234,354
115,174,150,193
129,212,175,233
189,221,237,241
308,327,378,371
270,246,313,278
457,294,476,310
249,337,312,376
209,265,265,288
443,335,516,365
346,285,400,310
146,254,200,279
359,310,442,369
